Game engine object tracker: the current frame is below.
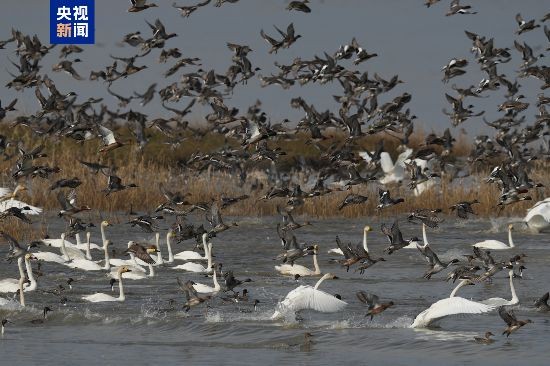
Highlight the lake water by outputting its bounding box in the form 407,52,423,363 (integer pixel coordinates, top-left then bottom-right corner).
1,215,549,365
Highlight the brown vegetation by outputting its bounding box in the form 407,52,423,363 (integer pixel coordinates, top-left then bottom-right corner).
0,125,547,223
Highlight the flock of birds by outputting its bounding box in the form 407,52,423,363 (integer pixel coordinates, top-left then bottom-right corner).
0,0,550,348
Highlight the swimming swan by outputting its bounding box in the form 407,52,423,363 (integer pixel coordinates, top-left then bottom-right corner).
411,279,496,328
271,273,347,319
480,269,519,306
276,244,321,276
193,265,221,294
0,254,37,293
473,224,515,250
173,233,209,261
83,267,132,302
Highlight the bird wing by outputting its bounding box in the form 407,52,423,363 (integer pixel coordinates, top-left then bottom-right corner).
498,306,516,326
356,291,378,307
128,243,155,264
391,220,404,243
98,125,117,146
1,231,22,251
335,235,352,259
279,286,348,313
423,246,442,266
412,297,495,328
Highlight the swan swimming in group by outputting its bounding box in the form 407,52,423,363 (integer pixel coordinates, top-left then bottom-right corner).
173,232,209,261
473,224,516,250
480,269,519,306
271,273,348,319
276,244,321,276
411,279,496,328
523,197,550,233
82,267,132,303
192,264,221,294
172,234,213,273
0,254,37,293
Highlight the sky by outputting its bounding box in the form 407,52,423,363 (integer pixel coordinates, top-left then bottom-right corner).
0,0,548,137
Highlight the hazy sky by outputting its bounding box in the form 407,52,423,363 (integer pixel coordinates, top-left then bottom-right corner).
0,0,548,136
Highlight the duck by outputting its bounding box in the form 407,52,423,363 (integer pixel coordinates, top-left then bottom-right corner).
271,273,347,319
473,224,515,250
474,332,495,345
499,306,531,337
328,225,371,255
82,267,132,302
533,292,549,312
128,0,158,13
377,188,404,210
356,291,394,320
177,279,212,312
275,244,321,276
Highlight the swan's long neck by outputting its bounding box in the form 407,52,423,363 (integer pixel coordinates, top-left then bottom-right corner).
16,257,25,279
102,243,110,270
24,257,37,291
148,264,155,277
206,243,213,272
450,280,468,297
155,233,163,264
509,270,518,303
166,233,174,263
212,269,220,291
100,224,107,246
60,236,70,261
314,273,331,290
363,230,369,252
508,227,515,248
312,250,320,275
85,233,92,260
117,272,125,301
202,235,208,259
18,277,25,307
422,224,429,245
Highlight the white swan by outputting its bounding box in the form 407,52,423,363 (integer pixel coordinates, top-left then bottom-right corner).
403,222,430,249
193,265,221,294
328,225,371,255
165,231,175,263
480,269,519,306
153,233,163,265
0,254,37,293
473,224,515,250
271,273,348,319
58,234,103,271
523,197,550,233
276,244,321,276
0,185,43,215
411,279,496,328
172,241,213,273
173,233,209,261
360,148,412,185
83,267,131,302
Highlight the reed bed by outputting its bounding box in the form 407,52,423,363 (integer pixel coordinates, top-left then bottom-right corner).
0,125,548,223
